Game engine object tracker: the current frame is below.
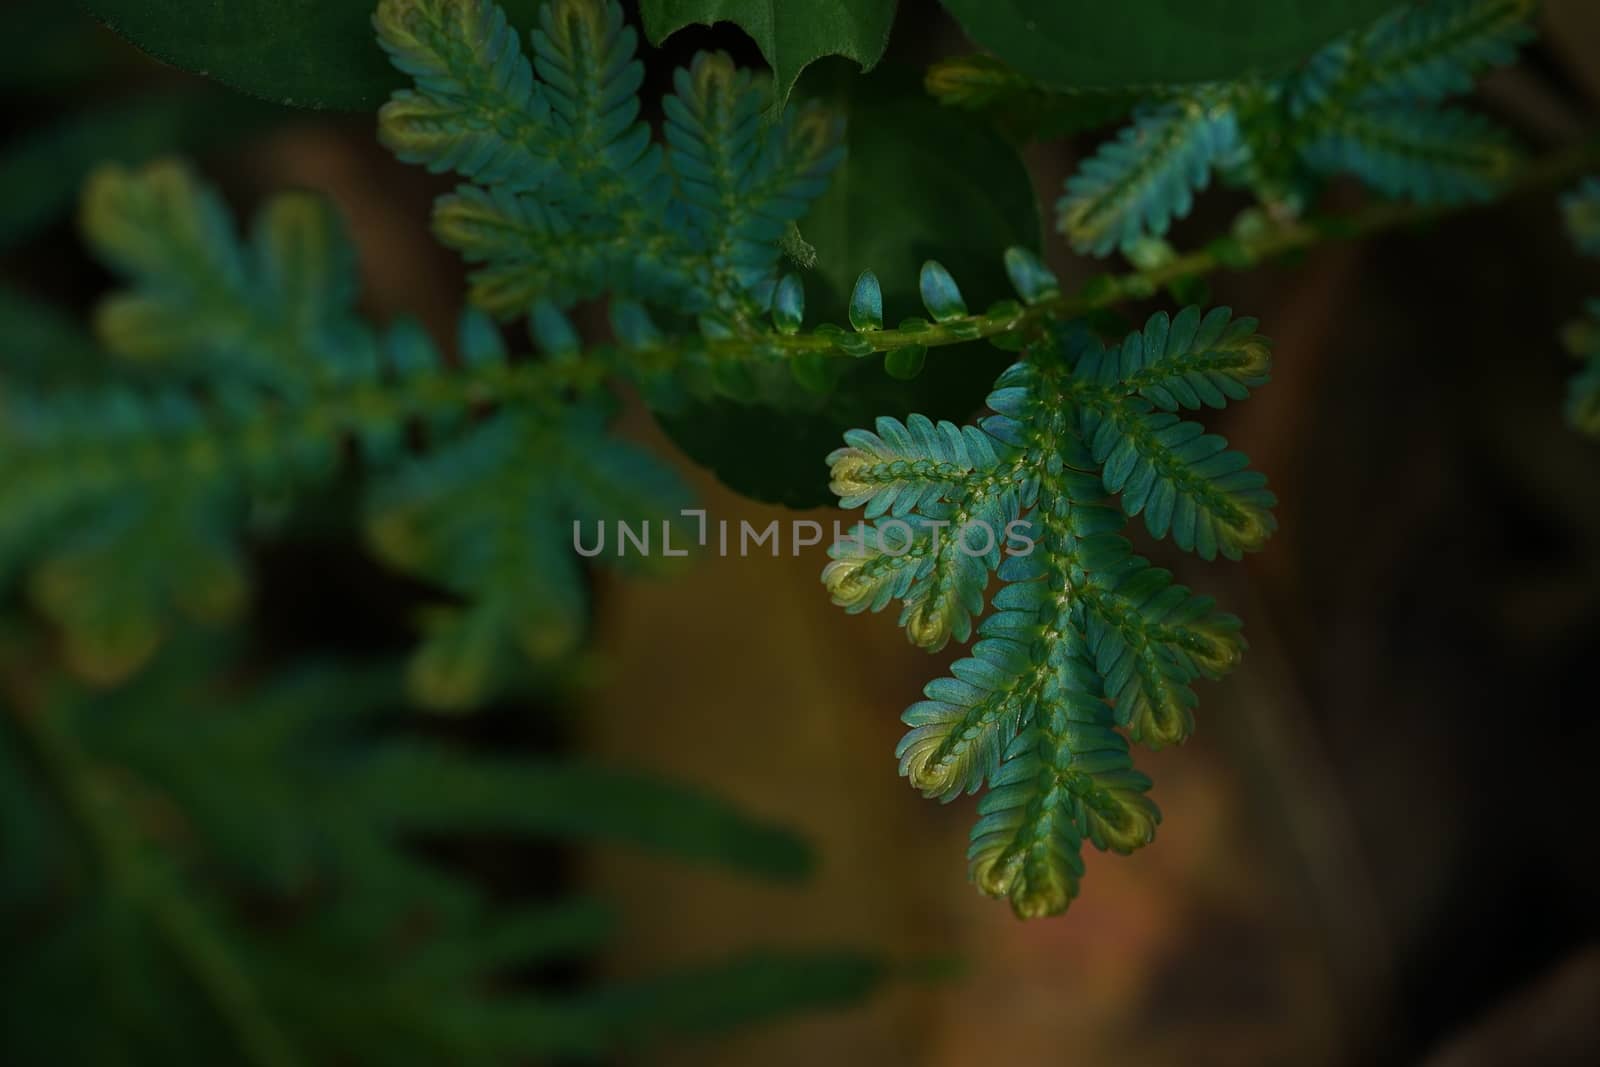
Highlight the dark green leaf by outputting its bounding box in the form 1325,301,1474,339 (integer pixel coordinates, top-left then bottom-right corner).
83,0,546,110
937,0,1404,91
640,0,898,114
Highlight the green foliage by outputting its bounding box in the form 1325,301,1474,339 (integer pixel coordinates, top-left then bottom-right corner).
83,0,546,109
375,0,843,320
1561,179,1600,436
1051,0,1533,256
640,0,898,115
936,0,1403,92
0,0,1582,957
0,648,881,1064
1058,93,1243,257
0,159,671,707
660,74,1042,505
825,308,1273,917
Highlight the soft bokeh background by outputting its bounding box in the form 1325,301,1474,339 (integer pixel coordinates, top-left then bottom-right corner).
6,1,1600,1064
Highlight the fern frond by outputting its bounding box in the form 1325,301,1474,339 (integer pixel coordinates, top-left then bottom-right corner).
366,402,689,709
1088,305,1272,411
2,649,872,1064
967,623,1158,918
1057,94,1242,256
377,0,842,322
825,308,1273,916
664,52,845,309
1068,322,1276,560
1293,0,1536,111
374,0,559,190
1298,104,1518,203
1561,183,1600,436
1041,0,1535,241
83,161,374,392
2,160,613,690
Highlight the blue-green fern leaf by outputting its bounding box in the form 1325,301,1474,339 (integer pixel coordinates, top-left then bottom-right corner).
1,159,619,696
376,0,843,322
1291,0,1536,111
1057,94,1242,256
1297,104,1517,203
1050,0,1536,244
825,312,1269,916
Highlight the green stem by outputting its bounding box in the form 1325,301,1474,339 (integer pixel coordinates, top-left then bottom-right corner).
5,701,303,1067
700,138,1600,361
6,357,606,490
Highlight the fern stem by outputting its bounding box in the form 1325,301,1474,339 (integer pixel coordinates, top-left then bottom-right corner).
6,356,608,487
704,137,1600,363
4,700,303,1067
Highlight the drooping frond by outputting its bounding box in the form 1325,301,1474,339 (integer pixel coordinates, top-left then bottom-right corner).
824,302,1273,917
1056,94,1242,256
1292,0,1536,110
375,0,843,320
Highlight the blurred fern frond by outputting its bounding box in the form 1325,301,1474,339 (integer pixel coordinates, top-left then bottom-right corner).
0,647,883,1065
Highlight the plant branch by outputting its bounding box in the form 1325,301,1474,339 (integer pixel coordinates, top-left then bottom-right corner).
694,137,1600,362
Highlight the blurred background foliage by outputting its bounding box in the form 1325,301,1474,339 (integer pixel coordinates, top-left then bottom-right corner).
2,1,1599,1065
